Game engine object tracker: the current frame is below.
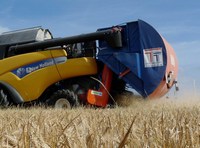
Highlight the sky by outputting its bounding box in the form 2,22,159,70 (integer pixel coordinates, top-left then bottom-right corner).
0,0,200,97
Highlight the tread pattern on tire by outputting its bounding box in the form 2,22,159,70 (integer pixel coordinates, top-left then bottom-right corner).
46,89,79,107
0,89,10,107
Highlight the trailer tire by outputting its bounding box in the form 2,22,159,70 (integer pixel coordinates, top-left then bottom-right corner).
46,89,79,108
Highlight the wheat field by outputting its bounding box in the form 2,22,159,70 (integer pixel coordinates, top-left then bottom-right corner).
0,95,200,148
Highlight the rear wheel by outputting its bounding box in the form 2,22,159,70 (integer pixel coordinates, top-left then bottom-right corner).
46,89,79,108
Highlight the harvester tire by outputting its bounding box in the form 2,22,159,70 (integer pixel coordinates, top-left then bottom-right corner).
0,89,10,107
46,89,79,108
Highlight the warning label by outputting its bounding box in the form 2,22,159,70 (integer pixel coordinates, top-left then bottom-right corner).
143,47,163,68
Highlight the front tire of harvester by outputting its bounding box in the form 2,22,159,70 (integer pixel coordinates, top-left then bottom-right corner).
46,89,79,109
0,89,10,108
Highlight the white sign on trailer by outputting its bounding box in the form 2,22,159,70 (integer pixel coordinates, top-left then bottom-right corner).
143,47,163,68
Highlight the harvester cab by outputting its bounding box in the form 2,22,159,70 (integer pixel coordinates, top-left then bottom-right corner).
0,20,178,108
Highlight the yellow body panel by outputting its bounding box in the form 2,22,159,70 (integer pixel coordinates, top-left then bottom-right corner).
0,50,54,75
0,49,97,102
56,57,97,79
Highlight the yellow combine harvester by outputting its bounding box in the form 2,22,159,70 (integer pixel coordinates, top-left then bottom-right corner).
0,20,178,108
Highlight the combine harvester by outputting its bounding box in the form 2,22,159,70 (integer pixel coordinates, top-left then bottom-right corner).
0,20,178,108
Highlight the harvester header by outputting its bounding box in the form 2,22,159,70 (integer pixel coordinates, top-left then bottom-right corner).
97,20,178,98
